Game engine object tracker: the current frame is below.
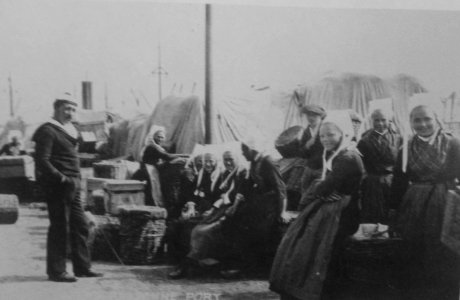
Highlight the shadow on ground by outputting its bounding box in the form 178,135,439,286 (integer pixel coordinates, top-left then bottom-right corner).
0,275,48,283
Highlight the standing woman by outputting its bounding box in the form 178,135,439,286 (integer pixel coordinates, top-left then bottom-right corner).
391,105,460,299
140,125,188,208
270,113,364,300
142,125,189,166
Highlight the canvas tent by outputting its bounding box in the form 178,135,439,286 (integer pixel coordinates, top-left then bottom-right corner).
100,113,148,159
107,73,428,162
129,95,205,161
215,90,288,157
284,73,427,134
111,92,284,161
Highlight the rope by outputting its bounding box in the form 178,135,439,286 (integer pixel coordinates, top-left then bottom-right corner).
99,225,126,266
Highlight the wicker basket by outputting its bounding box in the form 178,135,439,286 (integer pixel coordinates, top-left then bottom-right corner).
343,238,403,285
0,194,19,224
118,206,167,265
275,126,304,158
88,215,121,262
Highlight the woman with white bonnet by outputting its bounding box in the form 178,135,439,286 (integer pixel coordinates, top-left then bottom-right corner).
175,143,249,278
167,147,224,279
142,125,188,166
391,105,460,300
139,125,188,208
270,111,364,300
174,145,205,219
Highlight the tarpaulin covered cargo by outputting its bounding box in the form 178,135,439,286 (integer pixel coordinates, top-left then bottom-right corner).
285,73,427,134
130,95,204,161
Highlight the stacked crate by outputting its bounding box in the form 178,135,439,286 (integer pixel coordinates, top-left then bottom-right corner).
86,178,146,216
0,156,36,203
86,161,146,216
86,160,169,265
85,161,147,263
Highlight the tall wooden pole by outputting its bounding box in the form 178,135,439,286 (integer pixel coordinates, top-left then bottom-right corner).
152,43,167,103
104,83,109,110
158,44,163,102
8,74,14,117
205,4,214,144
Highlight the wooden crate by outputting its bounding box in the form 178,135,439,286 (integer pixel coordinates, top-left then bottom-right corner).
93,161,127,179
0,156,34,179
86,178,146,215
0,194,19,224
105,190,145,215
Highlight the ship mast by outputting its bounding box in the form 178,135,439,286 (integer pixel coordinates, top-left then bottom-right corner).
152,43,168,103
8,74,14,117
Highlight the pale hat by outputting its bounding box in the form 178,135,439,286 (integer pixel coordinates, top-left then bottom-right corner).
54,92,78,107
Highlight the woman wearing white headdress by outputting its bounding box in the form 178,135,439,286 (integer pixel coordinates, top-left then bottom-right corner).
142,125,189,166
167,148,225,279
270,111,365,300
138,125,189,208
391,105,460,299
173,144,249,278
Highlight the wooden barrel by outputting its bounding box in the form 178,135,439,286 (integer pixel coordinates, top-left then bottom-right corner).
0,194,19,224
275,126,305,158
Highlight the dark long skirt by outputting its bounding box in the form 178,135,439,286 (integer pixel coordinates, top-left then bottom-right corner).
397,183,459,300
222,191,279,268
131,163,163,207
361,173,393,223
187,219,225,261
269,194,353,300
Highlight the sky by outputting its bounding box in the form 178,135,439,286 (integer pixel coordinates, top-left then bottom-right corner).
2,0,460,123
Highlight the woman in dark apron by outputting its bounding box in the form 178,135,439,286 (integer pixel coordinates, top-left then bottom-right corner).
270,113,364,300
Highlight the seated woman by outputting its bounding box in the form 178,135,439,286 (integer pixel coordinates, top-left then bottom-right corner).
169,148,248,278
171,153,205,219
269,112,364,300
138,125,188,208
166,151,224,278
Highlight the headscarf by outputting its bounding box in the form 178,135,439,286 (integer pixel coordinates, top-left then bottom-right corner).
144,125,166,147
242,137,266,179
219,141,248,194
140,124,166,160
185,144,205,173
403,105,443,172
320,110,355,180
192,145,223,196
